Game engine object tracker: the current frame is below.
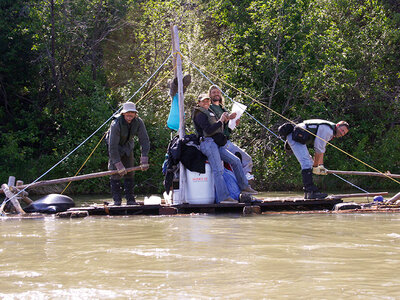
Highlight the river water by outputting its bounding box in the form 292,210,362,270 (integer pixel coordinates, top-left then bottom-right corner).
1,193,400,299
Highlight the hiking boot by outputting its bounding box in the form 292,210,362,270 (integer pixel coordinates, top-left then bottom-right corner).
240,194,263,203
110,179,122,206
169,74,191,96
301,169,327,199
241,186,258,195
220,197,239,204
124,178,136,205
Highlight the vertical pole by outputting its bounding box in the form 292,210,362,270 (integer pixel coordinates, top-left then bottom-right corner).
172,25,186,203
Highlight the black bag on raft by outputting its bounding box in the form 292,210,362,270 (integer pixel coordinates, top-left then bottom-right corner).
212,132,227,147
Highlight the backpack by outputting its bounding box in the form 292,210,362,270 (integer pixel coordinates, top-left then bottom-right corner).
104,115,119,148
278,122,294,139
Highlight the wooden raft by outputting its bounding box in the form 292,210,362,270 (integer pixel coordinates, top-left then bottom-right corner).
59,192,390,218
60,197,343,217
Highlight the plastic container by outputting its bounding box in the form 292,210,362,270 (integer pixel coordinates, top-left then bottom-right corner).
163,191,172,205
373,195,384,202
144,195,162,205
173,189,182,204
185,163,215,204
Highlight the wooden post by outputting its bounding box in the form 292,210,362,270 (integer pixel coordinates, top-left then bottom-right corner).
387,192,400,204
172,25,187,203
15,181,33,205
8,176,16,187
1,184,25,214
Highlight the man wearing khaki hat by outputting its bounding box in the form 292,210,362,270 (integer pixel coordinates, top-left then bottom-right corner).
107,102,150,205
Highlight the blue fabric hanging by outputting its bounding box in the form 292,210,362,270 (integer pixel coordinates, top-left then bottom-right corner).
167,94,180,131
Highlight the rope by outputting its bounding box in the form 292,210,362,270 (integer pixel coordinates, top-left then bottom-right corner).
331,173,369,193
125,54,173,103
187,57,284,142
61,131,108,195
183,54,400,187
1,54,173,215
60,67,174,194
182,53,374,193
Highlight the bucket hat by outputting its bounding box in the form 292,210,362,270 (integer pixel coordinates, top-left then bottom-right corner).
121,102,138,113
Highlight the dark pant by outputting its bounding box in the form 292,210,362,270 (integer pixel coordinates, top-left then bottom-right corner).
108,152,135,180
109,153,136,204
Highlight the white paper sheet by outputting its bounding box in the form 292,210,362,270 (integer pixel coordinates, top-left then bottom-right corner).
228,102,247,130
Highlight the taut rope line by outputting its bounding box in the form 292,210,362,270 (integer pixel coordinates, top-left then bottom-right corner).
184,54,369,193
1,55,173,215
61,67,175,194
183,53,400,187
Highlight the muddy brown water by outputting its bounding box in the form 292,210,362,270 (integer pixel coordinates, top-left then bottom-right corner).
1,192,399,299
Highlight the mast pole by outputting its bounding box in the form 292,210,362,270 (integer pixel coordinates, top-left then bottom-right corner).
171,25,186,203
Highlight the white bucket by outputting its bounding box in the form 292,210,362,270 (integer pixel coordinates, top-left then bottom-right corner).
185,163,215,204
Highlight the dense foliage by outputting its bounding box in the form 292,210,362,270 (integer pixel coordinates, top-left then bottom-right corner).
1,0,399,195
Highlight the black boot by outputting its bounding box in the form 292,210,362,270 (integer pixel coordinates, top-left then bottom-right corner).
124,178,137,205
169,74,191,96
110,179,122,206
301,169,328,199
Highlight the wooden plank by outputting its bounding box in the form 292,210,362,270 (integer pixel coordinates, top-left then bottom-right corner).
327,170,400,179
326,192,388,200
76,198,342,215
386,191,400,204
0,166,143,193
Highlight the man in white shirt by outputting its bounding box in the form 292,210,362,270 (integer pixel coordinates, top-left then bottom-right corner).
287,119,349,199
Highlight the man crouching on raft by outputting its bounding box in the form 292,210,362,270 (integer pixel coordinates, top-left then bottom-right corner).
286,119,349,199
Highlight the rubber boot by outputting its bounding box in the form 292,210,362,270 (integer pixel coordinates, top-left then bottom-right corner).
301,168,328,199
124,178,137,205
110,179,122,206
169,74,191,96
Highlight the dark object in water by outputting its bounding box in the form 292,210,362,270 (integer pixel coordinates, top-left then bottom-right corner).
334,202,362,211
24,194,75,214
